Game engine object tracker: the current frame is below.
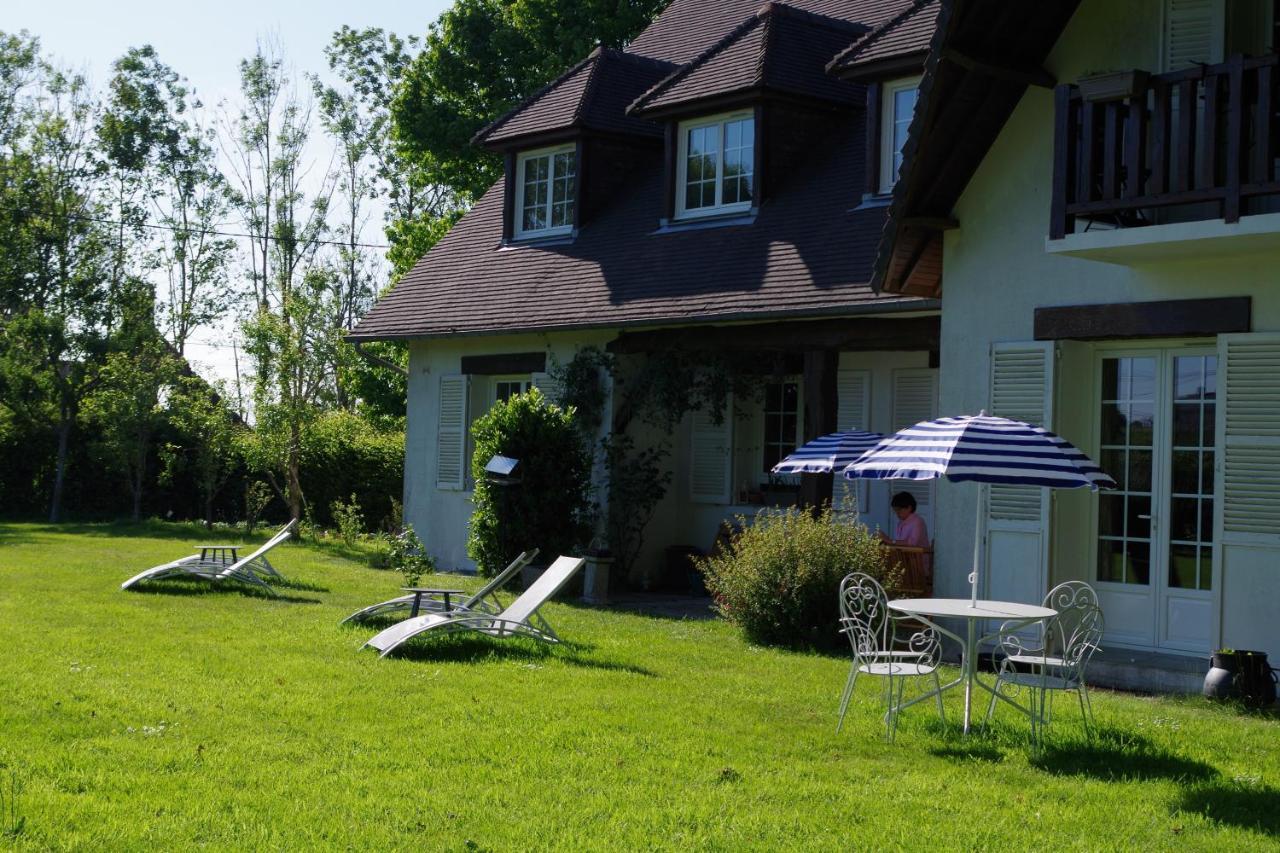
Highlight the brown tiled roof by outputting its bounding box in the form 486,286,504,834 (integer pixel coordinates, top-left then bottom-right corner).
626,0,914,66
628,4,865,117
351,0,936,342
828,0,938,75
473,49,675,147
350,109,928,341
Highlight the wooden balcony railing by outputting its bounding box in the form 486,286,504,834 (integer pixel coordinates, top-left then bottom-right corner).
1050,54,1280,240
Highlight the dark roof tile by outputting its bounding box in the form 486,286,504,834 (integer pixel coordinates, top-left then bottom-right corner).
828,0,938,74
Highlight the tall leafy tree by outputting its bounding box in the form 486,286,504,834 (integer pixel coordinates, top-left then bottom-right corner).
391,0,668,204
0,57,115,521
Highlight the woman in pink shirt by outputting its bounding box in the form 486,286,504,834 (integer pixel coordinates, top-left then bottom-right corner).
880,491,929,547
877,491,931,579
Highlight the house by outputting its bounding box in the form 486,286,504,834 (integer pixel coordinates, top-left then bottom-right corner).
350,0,948,582
878,0,1280,686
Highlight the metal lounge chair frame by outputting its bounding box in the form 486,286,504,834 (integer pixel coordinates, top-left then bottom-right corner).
363,555,586,657
120,520,297,595
340,548,540,624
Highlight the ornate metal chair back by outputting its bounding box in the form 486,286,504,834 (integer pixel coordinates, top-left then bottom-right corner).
838,573,891,663
1056,603,1104,685
1043,581,1100,658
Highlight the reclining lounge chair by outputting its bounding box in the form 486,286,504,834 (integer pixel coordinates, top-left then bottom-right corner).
364,555,586,657
340,548,539,624
121,520,297,595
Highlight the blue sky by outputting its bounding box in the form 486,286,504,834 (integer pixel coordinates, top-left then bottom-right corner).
8,0,450,98
8,0,453,388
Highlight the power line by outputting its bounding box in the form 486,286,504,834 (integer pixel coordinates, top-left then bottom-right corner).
5,204,394,250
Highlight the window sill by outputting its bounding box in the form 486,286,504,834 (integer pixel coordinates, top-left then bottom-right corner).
652,210,757,235
502,230,577,249
850,194,892,212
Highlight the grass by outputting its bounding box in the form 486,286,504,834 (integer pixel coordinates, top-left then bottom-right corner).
1,520,1278,850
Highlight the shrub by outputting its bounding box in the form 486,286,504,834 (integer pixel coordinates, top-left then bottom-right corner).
467,387,592,576
698,507,895,650
330,493,365,546
387,525,434,587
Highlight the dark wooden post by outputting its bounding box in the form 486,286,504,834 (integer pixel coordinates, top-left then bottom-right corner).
502,151,516,242
799,349,838,512
1050,84,1074,240
1224,55,1244,222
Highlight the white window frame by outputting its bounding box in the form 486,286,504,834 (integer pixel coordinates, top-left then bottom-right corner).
491,375,532,407
674,110,756,221
760,377,804,475
514,144,576,240
878,76,921,194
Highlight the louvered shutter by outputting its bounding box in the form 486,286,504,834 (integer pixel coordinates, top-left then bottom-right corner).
530,371,563,407
690,394,733,504
837,370,872,514
1214,334,1280,654
436,375,469,490
985,342,1055,605
836,369,871,431
1163,0,1224,70
891,369,937,528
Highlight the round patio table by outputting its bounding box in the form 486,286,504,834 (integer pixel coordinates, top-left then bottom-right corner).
888,598,1057,734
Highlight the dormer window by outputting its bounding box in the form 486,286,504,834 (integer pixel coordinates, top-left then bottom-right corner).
515,144,577,239
878,76,920,192
675,111,755,219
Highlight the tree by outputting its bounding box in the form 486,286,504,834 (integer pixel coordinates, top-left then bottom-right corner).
165,373,239,528
82,335,181,520
391,0,668,204
223,41,335,521
0,58,115,522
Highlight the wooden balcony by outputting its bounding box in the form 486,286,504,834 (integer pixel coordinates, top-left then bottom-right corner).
1050,54,1280,240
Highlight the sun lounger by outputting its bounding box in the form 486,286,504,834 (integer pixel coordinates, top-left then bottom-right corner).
340,548,539,624
363,555,586,657
121,520,297,595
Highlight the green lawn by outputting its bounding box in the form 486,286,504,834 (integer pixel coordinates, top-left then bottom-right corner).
1,521,1277,850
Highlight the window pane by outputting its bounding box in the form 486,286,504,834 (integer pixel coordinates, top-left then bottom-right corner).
1199,550,1213,590
1100,402,1127,445
1098,494,1124,537
890,88,917,182
721,117,754,206
1169,543,1198,588
1127,541,1151,584
520,154,551,232
1171,450,1199,494
1127,496,1151,540
1098,539,1125,582
1173,403,1201,447
1128,449,1152,492
1170,497,1199,541
1129,402,1154,447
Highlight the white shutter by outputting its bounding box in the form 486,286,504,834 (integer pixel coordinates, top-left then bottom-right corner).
1215,334,1280,655
836,369,872,514
690,394,733,504
530,371,563,407
891,369,937,526
1163,0,1224,71
836,369,871,431
989,345,1052,523
986,342,1055,606
436,375,469,490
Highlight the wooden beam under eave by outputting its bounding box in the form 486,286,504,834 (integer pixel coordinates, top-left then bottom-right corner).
900,216,959,230
900,234,943,298
940,47,1056,90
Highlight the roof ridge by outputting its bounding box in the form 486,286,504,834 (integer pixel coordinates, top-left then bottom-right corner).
756,5,777,88
574,46,607,127
827,0,935,72
472,50,600,145
765,2,873,36
627,10,765,115
599,47,679,73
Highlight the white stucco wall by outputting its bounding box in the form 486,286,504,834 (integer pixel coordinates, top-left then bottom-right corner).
405,330,615,572
935,0,1280,654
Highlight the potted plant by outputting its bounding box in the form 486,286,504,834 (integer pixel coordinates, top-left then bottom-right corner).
1204,648,1278,707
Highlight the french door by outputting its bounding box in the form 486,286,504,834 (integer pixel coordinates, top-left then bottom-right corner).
1094,349,1217,653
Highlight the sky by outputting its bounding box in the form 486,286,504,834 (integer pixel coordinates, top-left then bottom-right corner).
7,0,452,387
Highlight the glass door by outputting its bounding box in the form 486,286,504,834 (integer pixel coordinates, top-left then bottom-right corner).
1093,349,1218,653
1160,353,1216,651
1095,355,1157,647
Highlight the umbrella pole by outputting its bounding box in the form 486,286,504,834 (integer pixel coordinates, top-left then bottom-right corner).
970,482,985,607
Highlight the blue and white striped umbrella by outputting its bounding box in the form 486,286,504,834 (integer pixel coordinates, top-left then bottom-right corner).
842,415,1116,490
843,414,1116,606
771,430,886,475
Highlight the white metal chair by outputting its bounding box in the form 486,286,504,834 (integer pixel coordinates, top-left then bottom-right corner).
836,572,945,741
340,548,539,624
121,520,297,595
985,581,1104,742
363,555,586,657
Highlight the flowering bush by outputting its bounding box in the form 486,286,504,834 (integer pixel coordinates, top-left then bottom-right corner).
699,507,895,650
